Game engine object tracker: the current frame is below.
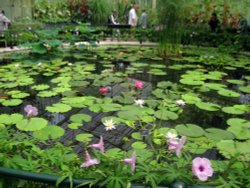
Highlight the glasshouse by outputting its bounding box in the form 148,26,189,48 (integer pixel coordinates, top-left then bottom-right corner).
0,0,249,187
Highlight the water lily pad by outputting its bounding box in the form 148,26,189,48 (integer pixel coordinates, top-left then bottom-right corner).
132,141,147,150
195,102,220,111
16,118,47,131
75,133,93,143
222,106,245,115
226,79,245,85
46,103,72,113
11,92,30,99
217,140,250,161
238,85,250,93
217,89,240,97
131,132,142,140
33,125,65,140
227,118,250,140
181,94,201,104
154,110,178,120
32,84,50,91
204,83,227,90
180,79,204,86
176,124,204,137
37,91,58,97
2,99,23,106
68,123,82,129
70,114,92,123
205,128,235,141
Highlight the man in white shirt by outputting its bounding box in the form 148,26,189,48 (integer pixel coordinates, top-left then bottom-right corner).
128,5,139,27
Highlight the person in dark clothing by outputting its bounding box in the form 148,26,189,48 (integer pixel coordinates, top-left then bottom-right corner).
209,13,219,32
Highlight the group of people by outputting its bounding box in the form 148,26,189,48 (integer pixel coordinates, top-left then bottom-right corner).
208,12,249,34
108,4,148,28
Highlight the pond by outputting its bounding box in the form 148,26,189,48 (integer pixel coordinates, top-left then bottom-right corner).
0,45,249,187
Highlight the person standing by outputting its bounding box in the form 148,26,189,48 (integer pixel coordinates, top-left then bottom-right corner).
108,9,119,25
0,10,11,31
128,5,139,27
139,9,148,29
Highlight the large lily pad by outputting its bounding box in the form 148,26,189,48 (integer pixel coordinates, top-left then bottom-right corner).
227,118,250,140
2,99,23,106
70,114,92,123
222,106,245,115
33,125,65,140
195,102,220,111
205,128,235,141
16,118,48,131
46,103,72,113
217,89,240,97
175,124,204,137
132,141,147,150
238,86,250,93
154,109,178,120
75,133,93,143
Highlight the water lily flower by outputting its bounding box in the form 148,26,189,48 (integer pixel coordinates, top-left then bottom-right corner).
99,87,109,93
24,105,38,117
68,63,73,66
103,119,116,131
80,151,99,168
166,131,178,140
176,99,186,107
192,157,213,181
134,81,144,89
134,99,145,108
123,151,136,173
90,136,104,153
167,136,186,156
15,64,20,68
37,62,42,67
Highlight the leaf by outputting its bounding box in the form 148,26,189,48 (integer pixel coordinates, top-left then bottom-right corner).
32,84,50,91
181,94,201,104
33,126,65,140
75,133,93,143
176,124,204,137
222,106,245,115
227,118,250,140
205,128,235,141
195,102,220,111
217,89,240,97
238,85,250,93
132,141,147,150
154,110,178,120
70,114,92,123
2,99,23,106
68,123,82,129
46,103,72,113
16,118,48,131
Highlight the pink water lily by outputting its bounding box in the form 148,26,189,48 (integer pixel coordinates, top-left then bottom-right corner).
167,136,186,156
24,105,38,117
99,87,109,93
134,81,144,89
80,151,99,168
123,151,136,173
192,157,213,181
90,136,104,153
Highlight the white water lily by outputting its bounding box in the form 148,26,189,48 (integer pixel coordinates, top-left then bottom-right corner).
15,64,20,68
176,99,186,107
103,119,116,131
37,62,42,67
68,63,73,66
134,99,145,108
166,131,178,140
